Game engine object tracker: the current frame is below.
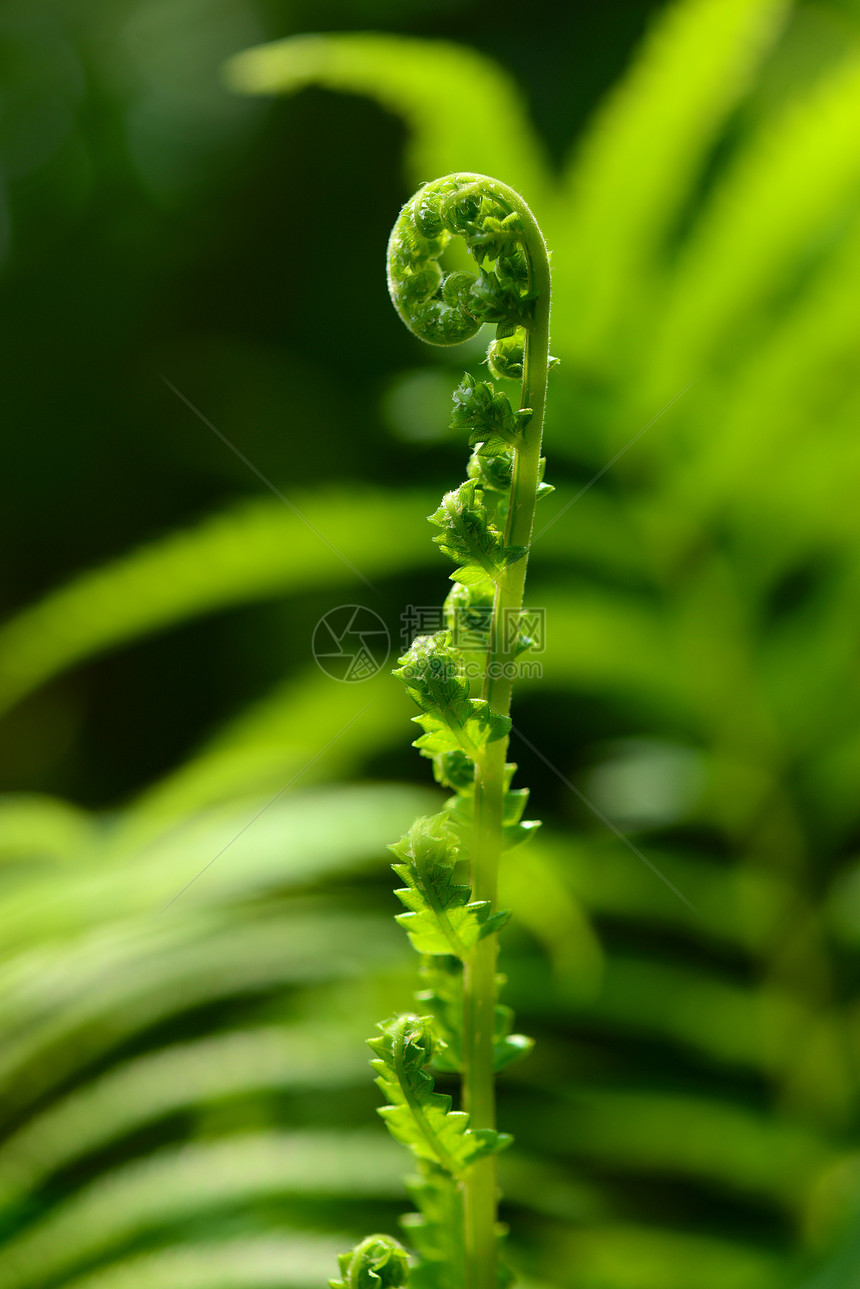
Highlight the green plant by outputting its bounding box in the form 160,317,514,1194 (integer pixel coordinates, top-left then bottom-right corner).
4,4,860,1288
332,174,553,1289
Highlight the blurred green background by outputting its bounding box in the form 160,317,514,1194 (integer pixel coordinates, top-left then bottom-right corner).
2,1,860,1286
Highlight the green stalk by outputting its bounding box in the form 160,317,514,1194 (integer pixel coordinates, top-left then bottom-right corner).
362,171,551,1289
463,203,551,1289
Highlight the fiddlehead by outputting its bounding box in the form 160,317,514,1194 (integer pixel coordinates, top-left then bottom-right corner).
330,1235,410,1289
386,174,537,347
333,174,552,1289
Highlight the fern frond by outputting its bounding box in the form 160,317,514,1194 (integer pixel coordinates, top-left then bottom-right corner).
390,813,510,959
369,1015,511,1175
665,220,860,552
0,1133,408,1289
445,764,540,853
449,373,527,451
394,632,511,759
0,785,435,962
0,1026,371,1209
0,490,435,717
647,52,860,397
401,1164,466,1289
225,34,552,211
561,1223,788,1289
330,1234,411,1289
558,0,790,359
428,481,520,585
39,1236,361,1289
121,667,404,846
415,958,532,1077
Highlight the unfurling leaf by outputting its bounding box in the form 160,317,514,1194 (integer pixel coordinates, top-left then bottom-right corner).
330,1234,411,1289
369,1015,512,1175
390,813,511,958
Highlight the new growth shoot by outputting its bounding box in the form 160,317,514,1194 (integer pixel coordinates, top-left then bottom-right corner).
332,173,553,1289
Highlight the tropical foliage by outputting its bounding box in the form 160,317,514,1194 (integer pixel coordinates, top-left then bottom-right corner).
2,1,860,1286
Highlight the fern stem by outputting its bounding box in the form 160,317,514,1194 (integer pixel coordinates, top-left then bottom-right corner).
463,764,504,1289
463,200,551,1289
381,172,550,1289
